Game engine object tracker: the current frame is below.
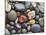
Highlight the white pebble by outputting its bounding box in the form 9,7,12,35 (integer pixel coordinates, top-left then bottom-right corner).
5,28,10,34
11,30,16,33
10,22,14,25
32,2,36,7
5,0,11,12
16,24,21,28
6,24,10,28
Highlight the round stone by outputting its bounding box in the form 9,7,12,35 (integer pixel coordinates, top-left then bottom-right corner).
29,19,35,25
35,15,39,20
15,18,18,23
26,9,31,12
8,10,17,20
18,15,27,23
22,29,27,33
31,24,41,33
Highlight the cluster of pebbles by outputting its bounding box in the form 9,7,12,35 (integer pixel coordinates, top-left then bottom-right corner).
5,0,44,34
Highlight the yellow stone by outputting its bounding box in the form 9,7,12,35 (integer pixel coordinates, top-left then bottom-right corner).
29,19,35,25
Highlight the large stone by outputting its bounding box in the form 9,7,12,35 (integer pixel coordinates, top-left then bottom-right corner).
15,3,25,11
8,10,17,20
31,24,41,33
5,0,11,12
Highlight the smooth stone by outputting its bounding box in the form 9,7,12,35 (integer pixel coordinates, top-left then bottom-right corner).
5,0,11,12
15,18,18,23
16,23,21,29
22,29,27,33
27,25,31,31
15,3,25,11
31,24,41,33
35,7,39,14
27,10,35,20
25,2,31,9
18,15,27,23
5,28,10,35
6,24,11,28
31,10,35,18
10,22,15,26
35,15,39,20
32,2,37,7
38,3,44,13
11,29,16,34
8,10,17,21
39,18,44,27
29,19,35,25
21,23,27,29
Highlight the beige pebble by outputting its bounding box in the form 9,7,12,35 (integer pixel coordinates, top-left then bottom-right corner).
5,0,11,12
8,10,17,20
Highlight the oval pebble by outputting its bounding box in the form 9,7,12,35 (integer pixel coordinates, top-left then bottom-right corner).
29,19,35,25
25,2,31,9
5,0,11,12
6,24,11,28
27,25,31,31
10,22,15,26
31,24,41,33
32,2,37,7
22,29,27,33
11,30,16,34
5,28,10,35
16,23,21,29
39,18,44,27
27,10,35,20
18,15,27,23
15,3,25,11
8,10,17,21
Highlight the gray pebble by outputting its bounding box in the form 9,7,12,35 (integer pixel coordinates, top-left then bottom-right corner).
8,10,17,20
